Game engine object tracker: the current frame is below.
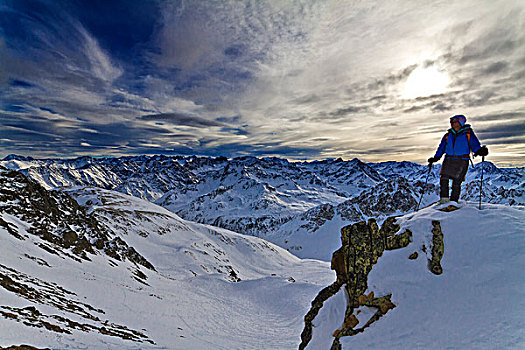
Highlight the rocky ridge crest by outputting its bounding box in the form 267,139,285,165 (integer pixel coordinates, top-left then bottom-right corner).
0,166,154,270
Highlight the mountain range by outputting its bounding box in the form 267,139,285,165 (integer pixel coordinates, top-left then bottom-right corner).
0,164,332,348
2,154,523,260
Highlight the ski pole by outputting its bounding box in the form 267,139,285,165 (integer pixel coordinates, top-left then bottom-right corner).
416,163,432,211
479,155,485,210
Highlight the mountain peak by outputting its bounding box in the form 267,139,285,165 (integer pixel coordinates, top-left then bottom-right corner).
2,154,35,161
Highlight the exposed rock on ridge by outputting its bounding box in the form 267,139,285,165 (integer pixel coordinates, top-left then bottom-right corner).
299,215,450,348
0,166,154,270
428,220,444,275
299,217,412,349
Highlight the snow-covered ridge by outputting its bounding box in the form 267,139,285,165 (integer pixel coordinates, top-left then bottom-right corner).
2,165,522,348
306,202,525,349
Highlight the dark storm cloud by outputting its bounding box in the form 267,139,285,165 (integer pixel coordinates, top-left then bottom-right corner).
483,61,509,75
216,115,242,124
476,120,525,143
474,112,524,122
160,142,321,160
9,79,35,88
482,137,525,145
140,113,226,128
0,116,198,156
0,125,58,142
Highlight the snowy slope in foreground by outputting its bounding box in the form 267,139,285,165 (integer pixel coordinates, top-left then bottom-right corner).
0,185,333,349
308,203,525,349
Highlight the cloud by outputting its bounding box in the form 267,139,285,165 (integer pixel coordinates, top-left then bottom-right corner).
77,25,123,84
140,113,226,128
476,120,525,143
0,0,524,166
474,111,524,122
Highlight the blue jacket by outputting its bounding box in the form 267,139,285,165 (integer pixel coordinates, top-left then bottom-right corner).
434,125,482,160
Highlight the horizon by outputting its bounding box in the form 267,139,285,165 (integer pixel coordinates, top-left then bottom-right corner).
2,152,521,169
1,1,524,166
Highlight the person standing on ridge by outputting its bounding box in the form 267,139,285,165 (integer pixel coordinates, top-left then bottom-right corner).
428,114,488,204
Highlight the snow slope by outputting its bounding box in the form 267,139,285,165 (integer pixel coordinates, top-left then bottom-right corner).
0,179,333,349
307,203,525,349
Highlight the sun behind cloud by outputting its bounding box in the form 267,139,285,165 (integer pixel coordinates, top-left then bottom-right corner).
403,65,451,99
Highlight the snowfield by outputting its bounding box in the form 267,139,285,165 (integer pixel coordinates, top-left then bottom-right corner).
0,187,333,349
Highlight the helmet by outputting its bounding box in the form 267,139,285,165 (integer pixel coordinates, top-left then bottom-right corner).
450,114,466,126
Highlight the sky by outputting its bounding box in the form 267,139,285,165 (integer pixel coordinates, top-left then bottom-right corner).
0,0,524,166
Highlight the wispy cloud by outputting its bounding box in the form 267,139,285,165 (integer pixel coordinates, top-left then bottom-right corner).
78,24,123,84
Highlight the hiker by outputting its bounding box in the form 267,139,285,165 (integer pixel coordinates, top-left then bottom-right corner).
428,114,488,204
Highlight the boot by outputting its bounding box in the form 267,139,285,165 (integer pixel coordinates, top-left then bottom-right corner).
439,197,450,204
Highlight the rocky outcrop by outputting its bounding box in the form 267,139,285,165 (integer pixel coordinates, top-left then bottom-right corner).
348,177,419,216
0,263,154,344
428,220,444,275
299,215,451,348
300,203,335,232
1,345,50,350
299,217,412,349
0,166,154,270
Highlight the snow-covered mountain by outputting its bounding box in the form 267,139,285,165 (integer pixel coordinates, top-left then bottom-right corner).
1,154,523,260
0,165,333,348
1,163,523,349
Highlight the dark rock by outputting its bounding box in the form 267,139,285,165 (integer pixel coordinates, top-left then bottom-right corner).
1,345,51,350
299,280,344,350
0,166,154,271
301,203,335,231
300,216,413,348
350,177,418,216
438,204,461,212
428,220,444,275
63,231,78,247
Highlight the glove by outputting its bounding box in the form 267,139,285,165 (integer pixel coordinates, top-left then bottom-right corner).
474,146,488,157
428,156,440,164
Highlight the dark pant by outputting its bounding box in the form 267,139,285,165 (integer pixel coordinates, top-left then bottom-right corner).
440,176,463,202
439,158,469,202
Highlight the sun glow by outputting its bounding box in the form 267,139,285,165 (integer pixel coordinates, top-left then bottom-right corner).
403,65,450,99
